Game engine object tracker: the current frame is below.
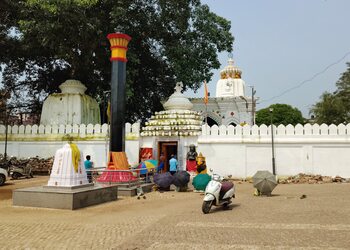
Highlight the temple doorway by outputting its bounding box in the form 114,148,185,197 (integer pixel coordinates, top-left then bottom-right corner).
203,117,218,126
158,141,178,172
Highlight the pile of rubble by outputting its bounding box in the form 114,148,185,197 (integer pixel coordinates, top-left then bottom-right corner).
0,155,53,175
278,173,348,184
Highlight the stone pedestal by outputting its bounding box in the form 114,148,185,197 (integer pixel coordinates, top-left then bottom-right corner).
13,184,118,210
13,144,119,209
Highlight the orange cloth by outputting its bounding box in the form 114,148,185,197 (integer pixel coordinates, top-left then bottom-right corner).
204,80,208,104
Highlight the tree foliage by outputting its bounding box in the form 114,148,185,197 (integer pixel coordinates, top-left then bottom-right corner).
256,104,305,126
0,0,233,122
311,63,350,125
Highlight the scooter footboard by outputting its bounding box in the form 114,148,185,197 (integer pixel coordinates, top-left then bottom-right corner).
222,187,235,200
203,193,215,202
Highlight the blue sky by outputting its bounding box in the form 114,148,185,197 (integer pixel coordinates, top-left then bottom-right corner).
185,0,350,117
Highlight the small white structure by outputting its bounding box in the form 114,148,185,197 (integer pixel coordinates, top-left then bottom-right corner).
141,82,202,137
141,82,202,170
40,80,101,125
47,143,89,187
191,57,256,126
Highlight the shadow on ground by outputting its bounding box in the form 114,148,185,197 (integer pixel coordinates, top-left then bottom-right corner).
207,203,240,214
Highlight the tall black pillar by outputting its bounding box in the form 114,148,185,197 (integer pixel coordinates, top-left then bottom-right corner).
110,62,126,151
107,33,131,152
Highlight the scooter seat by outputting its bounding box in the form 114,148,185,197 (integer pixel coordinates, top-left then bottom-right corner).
220,181,234,199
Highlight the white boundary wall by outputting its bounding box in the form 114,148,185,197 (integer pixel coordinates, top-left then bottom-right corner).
1,122,350,177
198,124,350,178
0,123,140,168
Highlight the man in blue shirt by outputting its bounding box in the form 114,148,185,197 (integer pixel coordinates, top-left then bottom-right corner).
84,155,93,183
169,154,178,175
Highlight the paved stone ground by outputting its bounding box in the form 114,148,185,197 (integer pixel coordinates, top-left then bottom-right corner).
1,176,350,249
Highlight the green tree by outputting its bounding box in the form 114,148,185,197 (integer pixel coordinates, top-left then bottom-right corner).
311,63,350,124
0,0,233,122
0,89,10,124
310,92,346,125
256,104,305,126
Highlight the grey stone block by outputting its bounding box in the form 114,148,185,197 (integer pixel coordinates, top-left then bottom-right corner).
13,184,118,210
118,183,154,197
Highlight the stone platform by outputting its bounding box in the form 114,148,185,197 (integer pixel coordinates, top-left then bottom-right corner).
117,183,154,196
13,184,118,210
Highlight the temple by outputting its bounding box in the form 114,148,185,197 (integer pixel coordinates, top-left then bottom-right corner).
141,82,202,172
191,56,256,126
40,79,100,125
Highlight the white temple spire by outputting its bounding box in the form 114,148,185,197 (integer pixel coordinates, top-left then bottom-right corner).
216,54,246,98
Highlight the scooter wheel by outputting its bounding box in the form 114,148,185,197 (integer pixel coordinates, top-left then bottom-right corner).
0,174,5,185
202,200,212,214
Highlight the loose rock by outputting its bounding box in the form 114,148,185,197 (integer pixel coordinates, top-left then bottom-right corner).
278,173,346,184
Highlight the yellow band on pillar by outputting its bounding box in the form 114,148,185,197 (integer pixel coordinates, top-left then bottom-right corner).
107,33,131,62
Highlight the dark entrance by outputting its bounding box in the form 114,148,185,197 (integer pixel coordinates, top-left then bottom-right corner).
203,117,218,126
158,141,178,172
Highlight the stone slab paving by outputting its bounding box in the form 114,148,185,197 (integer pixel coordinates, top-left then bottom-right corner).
1,176,350,249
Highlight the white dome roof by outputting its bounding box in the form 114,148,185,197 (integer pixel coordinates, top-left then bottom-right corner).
141,82,202,137
40,79,100,125
163,82,193,110
59,79,87,94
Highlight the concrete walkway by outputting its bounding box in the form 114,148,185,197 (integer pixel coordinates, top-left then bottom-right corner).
1,176,350,249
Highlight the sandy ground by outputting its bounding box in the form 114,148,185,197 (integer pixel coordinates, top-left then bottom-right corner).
1,176,350,249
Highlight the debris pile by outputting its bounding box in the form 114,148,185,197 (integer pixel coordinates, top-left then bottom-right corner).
278,173,348,184
0,155,53,175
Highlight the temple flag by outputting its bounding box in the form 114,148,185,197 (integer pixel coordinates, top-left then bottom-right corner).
204,80,208,104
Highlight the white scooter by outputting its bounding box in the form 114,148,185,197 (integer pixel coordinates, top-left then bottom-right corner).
202,173,235,214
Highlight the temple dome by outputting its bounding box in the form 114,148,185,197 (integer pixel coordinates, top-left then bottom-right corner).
220,58,242,79
59,79,87,94
163,82,194,110
216,58,246,98
40,79,100,125
141,82,202,137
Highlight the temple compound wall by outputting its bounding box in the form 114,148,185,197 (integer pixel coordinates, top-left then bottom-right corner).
198,123,350,178
1,123,350,178
0,123,140,168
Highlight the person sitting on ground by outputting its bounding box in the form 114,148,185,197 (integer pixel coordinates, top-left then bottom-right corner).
84,155,93,183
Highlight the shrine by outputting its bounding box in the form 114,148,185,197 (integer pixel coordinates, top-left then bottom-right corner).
140,82,202,172
191,56,257,126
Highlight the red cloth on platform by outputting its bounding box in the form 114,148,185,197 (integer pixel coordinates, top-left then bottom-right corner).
97,171,137,183
186,160,197,172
